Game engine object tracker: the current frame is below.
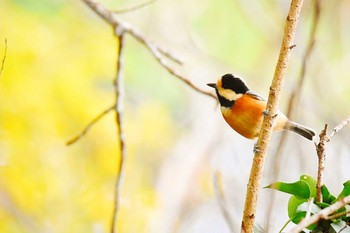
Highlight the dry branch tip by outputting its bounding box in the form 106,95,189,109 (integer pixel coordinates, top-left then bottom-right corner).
66,105,114,146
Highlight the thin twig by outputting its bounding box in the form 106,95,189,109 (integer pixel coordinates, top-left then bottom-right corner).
241,1,304,232
315,115,350,203
82,0,181,65
287,195,350,233
0,39,7,79
114,0,156,14
143,42,215,98
110,32,126,233
327,116,350,139
265,0,321,230
81,0,215,98
324,209,350,220
316,124,327,203
66,105,114,145
213,171,236,233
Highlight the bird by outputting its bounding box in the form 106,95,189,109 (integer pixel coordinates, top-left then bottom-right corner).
207,73,315,140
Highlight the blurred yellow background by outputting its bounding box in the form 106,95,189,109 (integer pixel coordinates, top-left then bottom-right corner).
1,0,350,232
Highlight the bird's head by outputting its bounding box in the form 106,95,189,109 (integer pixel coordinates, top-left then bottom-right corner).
207,73,249,107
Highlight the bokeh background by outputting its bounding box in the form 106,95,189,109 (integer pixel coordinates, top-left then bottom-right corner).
1,0,350,232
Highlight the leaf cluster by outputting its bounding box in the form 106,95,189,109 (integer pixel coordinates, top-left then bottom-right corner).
266,175,350,232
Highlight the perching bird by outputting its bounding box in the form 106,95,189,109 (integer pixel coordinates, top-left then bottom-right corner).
207,73,315,140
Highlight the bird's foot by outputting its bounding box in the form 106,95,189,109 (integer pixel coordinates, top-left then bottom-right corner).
263,110,278,118
262,110,269,116
253,143,260,153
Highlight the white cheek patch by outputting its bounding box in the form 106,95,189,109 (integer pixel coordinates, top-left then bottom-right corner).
218,88,242,101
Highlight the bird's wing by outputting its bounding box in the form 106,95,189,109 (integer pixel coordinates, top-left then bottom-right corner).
246,91,266,101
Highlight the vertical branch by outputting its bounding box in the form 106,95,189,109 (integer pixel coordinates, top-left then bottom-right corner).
315,116,350,204
241,1,304,232
315,124,327,203
265,0,321,230
111,31,126,233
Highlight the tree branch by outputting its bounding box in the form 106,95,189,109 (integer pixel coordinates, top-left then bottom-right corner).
83,0,180,62
241,1,304,232
327,116,350,139
315,124,327,203
287,195,350,233
69,0,215,147
66,105,114,145
110,32,126,233
315,115,350,203
81,0,214,98
265,1,321,229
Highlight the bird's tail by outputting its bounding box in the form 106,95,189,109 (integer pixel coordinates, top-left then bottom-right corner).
286,121,316,141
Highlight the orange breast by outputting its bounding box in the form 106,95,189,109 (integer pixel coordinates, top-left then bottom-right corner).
221,94,266,139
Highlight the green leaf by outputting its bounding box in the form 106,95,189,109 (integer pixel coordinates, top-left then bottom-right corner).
291,211,306,225
290,201,321,230
288,196,307,218
300,175,317,198
336,180,350,201
321,185,336,204
265,175,316,199
317,202,330,209
290,211,317,230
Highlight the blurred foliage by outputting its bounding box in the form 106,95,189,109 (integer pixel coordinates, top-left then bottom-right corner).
0,0,179,232
1,0,350,232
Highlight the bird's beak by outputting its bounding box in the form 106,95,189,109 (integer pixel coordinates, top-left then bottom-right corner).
207,83,216,89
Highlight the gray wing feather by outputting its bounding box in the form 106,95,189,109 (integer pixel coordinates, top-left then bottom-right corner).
246,91,266,101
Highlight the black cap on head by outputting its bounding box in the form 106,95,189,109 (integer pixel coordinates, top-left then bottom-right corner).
221,74,249,94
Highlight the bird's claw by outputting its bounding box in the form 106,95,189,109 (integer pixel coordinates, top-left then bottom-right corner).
253,143,260,153
263,110,278,118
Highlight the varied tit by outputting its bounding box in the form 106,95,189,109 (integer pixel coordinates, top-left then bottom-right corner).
207,74,315,140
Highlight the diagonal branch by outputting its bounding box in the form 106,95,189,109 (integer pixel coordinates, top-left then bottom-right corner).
327,115,350,139
144,42,215,98
66,105,114,145
81,0,214,98
83,0,181,64
241,1,304,232
324,209,350,220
